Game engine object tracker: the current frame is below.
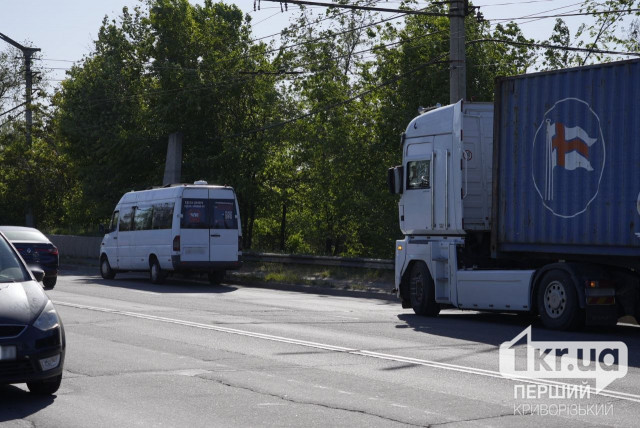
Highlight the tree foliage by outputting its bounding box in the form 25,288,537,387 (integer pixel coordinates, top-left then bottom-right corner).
1,0,636,255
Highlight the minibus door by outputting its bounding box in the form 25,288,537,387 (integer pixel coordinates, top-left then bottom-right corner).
208,191,238,263
180,189,210,263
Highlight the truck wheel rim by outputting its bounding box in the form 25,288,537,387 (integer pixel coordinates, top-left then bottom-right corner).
544,280,566,319
101,260,108,275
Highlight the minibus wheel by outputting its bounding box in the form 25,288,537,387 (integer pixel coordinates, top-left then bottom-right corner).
208,271,225,285
150,257,166,284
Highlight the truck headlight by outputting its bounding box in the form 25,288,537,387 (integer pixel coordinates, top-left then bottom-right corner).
33,300,60,331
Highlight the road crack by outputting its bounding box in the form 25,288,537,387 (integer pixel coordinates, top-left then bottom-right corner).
194,374,428,427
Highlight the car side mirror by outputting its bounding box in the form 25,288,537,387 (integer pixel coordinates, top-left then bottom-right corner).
29,266,45,282
99,224,105,235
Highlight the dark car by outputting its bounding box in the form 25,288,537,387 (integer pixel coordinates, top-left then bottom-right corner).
0,226,59,289
0,232,65,394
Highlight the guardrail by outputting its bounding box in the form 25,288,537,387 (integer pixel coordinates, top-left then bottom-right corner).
243,252,393,270
47,235,394,270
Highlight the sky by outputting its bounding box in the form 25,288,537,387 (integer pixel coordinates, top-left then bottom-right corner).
0,0,636,90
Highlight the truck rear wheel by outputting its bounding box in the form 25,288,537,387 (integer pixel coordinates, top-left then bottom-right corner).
409,262,440,316
537,270,583,330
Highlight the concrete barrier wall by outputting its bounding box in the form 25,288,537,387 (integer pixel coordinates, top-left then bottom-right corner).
45,235,394,270
47,235,102,260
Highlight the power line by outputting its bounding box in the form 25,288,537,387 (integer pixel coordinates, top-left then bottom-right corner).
488,7,640,22
469,38,640,56
0,102,27,117
219,52,450,140
260,0,452,16
0,110,25,128
250,0,384,42
475,0,567,7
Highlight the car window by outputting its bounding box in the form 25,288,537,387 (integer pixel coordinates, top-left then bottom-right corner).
1,229,48,242
0,237,30,282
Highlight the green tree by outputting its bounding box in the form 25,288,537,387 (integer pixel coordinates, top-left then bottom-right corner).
54,0,281,239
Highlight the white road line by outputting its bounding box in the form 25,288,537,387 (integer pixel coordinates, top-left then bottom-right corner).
55,301,640,404
125,289,162,296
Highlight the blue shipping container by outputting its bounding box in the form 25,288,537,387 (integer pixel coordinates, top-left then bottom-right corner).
493,59,640,258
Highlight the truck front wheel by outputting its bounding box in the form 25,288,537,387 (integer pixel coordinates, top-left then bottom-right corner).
537,270,583,330
409,262,440,317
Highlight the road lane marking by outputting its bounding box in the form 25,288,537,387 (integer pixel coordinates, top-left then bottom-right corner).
55,301,640,404
126,289,162,296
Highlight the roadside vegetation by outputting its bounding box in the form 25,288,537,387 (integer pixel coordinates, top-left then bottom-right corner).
1,0,638,258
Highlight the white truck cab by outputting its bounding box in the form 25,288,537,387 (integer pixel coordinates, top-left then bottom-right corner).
389,102,538,322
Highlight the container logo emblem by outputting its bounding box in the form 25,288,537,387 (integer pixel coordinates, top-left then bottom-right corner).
532,98,606,218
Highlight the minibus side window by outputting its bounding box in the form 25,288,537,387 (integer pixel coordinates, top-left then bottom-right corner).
119,208,134,232
109,211,119,232
152,203,173,229
134,206,153,230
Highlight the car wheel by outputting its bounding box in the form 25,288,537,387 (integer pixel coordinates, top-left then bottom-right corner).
100,256,116,279
409,262,440,316
43,276,57,290
208,270,225,285
27,374,62,395
150,258,165,284
537,270,583,330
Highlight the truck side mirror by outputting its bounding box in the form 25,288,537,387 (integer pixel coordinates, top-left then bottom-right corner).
387,166,404,194
99,224,105,235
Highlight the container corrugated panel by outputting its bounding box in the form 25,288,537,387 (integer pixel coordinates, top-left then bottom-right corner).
494,59,640,258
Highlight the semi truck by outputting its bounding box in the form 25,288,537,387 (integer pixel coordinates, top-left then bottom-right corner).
387,59,640,330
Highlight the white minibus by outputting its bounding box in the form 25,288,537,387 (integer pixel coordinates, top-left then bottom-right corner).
99,181,242,284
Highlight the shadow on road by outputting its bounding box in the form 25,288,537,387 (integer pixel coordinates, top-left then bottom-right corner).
58,265,399,302
0,384,55,422
397,311,640,367
65,273,239,295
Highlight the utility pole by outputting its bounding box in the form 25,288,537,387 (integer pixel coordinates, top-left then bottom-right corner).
449,0,466,104
0,32,41,226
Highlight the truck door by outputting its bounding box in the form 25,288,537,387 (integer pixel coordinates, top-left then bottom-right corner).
180,189,210,263
432,134,453,231
403,138,434,234
208,190,239,263
402,134,454,235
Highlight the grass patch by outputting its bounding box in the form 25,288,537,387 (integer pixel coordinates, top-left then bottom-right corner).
236,261,393,291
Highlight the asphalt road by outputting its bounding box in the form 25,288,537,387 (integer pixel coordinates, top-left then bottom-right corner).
1,266,639,427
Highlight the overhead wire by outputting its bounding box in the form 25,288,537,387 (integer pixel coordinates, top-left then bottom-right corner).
470,38,640,56
30,0,640,136
218,51,450,140
0,110,25,128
